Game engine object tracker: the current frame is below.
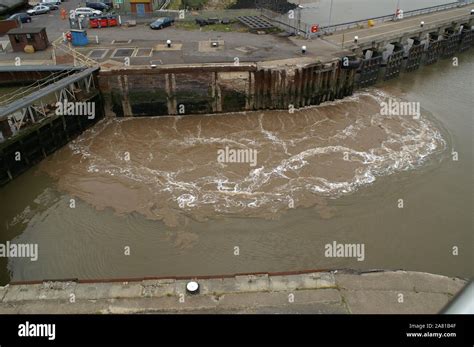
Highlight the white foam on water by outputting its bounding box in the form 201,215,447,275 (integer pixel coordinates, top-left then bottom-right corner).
63,89,447,217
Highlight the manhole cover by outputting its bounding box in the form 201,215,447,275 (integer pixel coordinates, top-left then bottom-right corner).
112,48,136,58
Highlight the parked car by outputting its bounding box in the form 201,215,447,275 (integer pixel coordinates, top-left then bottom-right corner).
73,7,103,17
8,13,32,23
26,5,51,15
195,17,220,26
41,0,61,5
86,2,110,11
150,17,174,30
43,3,59,10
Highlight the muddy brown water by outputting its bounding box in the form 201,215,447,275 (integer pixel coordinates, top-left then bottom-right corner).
0,53,472,285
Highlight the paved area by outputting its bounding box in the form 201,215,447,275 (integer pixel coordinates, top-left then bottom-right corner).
0,0,305,66
325,4,474,48
0,270,467,314
0,1,471,66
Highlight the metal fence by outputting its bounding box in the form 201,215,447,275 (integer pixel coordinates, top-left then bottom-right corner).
318,1,472,35
260,7,309,35
262,0,473,38
115,8,261,23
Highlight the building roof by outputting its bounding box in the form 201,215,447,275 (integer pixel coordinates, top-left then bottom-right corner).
7,27,46,35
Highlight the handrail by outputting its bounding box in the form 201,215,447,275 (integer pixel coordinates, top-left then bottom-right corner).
0,69,77,106
319,1,472,34
262,1,472,36
52,36,99,68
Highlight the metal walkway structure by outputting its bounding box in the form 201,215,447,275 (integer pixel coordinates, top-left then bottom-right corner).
0,36,100,134
325,3,474,48
0,67,99,132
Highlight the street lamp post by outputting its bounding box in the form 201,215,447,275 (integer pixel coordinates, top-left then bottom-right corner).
297,3,303,36
328,0,334,29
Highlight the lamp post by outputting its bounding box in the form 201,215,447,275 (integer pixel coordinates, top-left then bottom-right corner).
328,0,334,29
297,4,303,36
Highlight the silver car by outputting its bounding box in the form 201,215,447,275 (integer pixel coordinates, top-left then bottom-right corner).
26,5,51,15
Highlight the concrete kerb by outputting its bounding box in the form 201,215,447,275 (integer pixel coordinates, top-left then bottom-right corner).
0,271,468,314
334,270,466,295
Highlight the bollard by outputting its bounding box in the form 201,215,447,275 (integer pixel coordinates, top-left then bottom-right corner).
301,45,307,54
354,36,359,44
420,21,424,28
167,39,171,48
186,281,199,294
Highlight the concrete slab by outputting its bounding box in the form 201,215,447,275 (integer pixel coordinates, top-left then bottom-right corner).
405,272,467,295
108,282,143,299
154,44,183,51
341,290,451,314
245,302,348,314
88,49,109,59
198,278,238,295
111,48,136,58
290,288,342,305
198,41,225,52
268,272,335,291
38,281,76,300
335,271,467,294
141,279,176,297
74,283,114,300
302,272,336,289
235,274,270,292
0,304,19,314
0,271,466,314
134,48,153,57
217,288,341,309
2,284,42,302
0,285,7,302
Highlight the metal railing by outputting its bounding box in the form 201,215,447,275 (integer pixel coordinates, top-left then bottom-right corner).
318,1,473,35
52,36,99,68
260,7,310,35
114,8,261,22
261,1,473,37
